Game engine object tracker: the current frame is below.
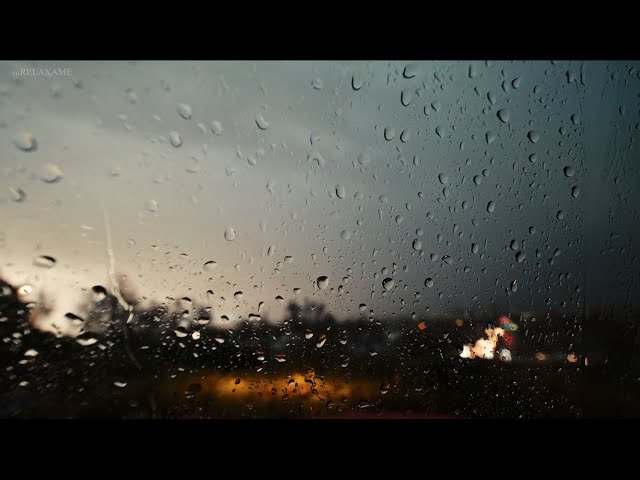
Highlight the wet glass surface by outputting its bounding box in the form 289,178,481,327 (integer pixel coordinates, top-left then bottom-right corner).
1,60,638,418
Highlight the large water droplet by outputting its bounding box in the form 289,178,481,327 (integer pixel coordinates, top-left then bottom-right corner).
203,261,217,272
336,184,346,199
412,239,422,251
352,74,363,90
382,278,394,290
497,108,511,123
403,64,418,78
564,166,575,177
425,277,434,288
487,201,496,213
317,276,329,289
527,130,540,143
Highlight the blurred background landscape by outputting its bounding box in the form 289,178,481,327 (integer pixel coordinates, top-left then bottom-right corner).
0,60,638,418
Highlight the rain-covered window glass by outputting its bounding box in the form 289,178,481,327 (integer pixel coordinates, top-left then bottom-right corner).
1,61,638,418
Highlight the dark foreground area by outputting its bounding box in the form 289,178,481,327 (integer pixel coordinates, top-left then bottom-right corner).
1,279,638,418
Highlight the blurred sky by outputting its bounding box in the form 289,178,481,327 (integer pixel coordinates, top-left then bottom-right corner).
0,60,638,328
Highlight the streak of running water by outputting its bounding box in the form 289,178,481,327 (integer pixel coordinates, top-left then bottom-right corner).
103,206,142,370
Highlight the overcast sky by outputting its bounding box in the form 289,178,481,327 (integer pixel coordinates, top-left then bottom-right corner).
1,60,638,328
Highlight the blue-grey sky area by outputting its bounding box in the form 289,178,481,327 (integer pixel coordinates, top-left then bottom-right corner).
0,61,638,332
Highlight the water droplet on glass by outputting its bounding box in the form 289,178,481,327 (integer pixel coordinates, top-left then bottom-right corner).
145,199,159,212
516,251,526,263
382,278,394,290
316,334,327,348
33,255,56,269
384,127,395,141
341,230,352,241
317,276,329,290
403,64,418,78
9,187,27,202
510,280,518,293
203,260,218,272
497,108,511,123
177,103,192,119
438,173,448,185
224,227,236,241
210,121,223,135
39,163,64,184
174,328,188,338
401,89,412,106
571,186,580,198
425,277,434,288
487,201,496,213
13,131,38,152
412,239,422,251
352,74,363,90
311,78,324,90
564,166,575,177
527,130,540,143
471,243,479,254
169,131,182,148
255,114,270,130
336,184,346,199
